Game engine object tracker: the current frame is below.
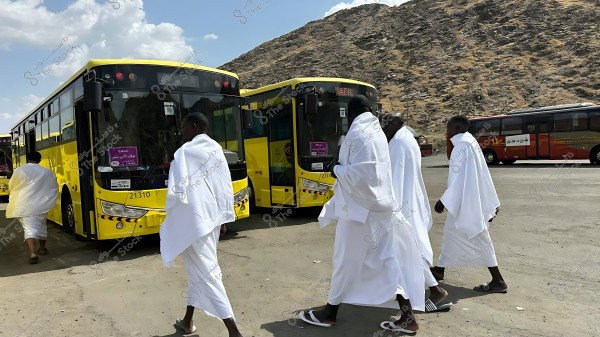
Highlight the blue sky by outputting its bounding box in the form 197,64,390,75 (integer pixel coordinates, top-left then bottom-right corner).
0,0,408,134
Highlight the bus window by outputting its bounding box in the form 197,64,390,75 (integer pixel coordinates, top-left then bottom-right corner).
265,88,293,187
554,112,587,132
41,121,49,148
242,94,266,138
473,119,500,136
49,115,60,146
61,105,75,141
35,124,42,150
502,117,522,135
590,111,600,131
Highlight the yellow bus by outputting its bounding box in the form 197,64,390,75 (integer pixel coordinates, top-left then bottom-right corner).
0,134,12,196
241,78,379,209
11,59,250,240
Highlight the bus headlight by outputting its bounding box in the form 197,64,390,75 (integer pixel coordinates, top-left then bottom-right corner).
101,200,148,219
302,179,332,193
234,188,248,204
0,183,7,191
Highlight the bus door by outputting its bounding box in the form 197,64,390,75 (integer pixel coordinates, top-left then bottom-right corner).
268,104,295,206
525,116,550,159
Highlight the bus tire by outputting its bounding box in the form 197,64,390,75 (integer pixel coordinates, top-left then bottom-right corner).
590,146,600,165
248,180,256,212
483,150,499,165
61,190,76,235
502,160,516,165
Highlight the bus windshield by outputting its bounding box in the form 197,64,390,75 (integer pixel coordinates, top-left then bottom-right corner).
93,90,244,190
0,146,12,175
296,82,378,171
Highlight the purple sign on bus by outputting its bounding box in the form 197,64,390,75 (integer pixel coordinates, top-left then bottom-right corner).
109,146,139,167
310,142,328,156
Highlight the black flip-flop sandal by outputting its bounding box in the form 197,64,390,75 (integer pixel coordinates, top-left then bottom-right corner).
474,282,507,293
29,256,39,264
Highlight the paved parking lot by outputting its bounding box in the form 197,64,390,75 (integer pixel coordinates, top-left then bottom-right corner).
1,154,598,337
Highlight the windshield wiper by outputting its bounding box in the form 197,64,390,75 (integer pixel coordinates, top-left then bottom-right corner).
142,133,180,180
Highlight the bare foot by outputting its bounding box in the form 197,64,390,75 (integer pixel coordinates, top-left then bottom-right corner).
302,309,336,326
393,312,419,332
175,318,196,334
428,287,449,305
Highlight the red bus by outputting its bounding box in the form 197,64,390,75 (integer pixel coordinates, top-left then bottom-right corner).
446,103,600,165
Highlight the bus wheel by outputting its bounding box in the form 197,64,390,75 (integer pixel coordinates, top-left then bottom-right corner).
248,181,256,212
591,146,600,165
502,160,516,165
61,192,75,235
483,150,499,165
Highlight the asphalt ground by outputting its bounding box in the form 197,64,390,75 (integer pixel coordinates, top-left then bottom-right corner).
0,154,598,337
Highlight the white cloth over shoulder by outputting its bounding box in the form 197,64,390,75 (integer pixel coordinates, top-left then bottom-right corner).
388,126,434,264
160,134,235,267
441,132,500,239
6,163,58,218
319,112,397,228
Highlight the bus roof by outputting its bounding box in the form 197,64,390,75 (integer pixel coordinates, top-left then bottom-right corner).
241,77,375,96
507,102,597,115
13,59,239,130
470,102,599,121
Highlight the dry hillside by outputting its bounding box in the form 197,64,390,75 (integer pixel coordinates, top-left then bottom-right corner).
221,0,600,149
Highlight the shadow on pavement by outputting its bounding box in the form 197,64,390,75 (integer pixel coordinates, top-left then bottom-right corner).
0,207,322,278
220,207,321,240
0,210,163,278
261,304,404,337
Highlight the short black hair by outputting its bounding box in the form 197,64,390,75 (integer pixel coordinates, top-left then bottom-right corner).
448,115,470,128
347,95,372,118
183,112,210,132
27,151,42,163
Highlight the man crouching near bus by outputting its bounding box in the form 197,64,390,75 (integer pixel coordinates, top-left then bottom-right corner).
159,112,243,337
6,151,58,264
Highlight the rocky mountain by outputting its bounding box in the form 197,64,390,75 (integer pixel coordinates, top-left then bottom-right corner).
220,0,600,149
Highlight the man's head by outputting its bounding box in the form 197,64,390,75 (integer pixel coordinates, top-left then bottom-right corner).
26,151,42,163
380,112,404,142
181,112,209,142
446,115,470,138
347,95,372,125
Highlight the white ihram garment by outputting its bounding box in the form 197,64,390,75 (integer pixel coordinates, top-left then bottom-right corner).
159,134,235,319
19,214,49,240
183,226,234,319
7,163,58,240
389,126,448,309
437,132,501,268
319,112,403,308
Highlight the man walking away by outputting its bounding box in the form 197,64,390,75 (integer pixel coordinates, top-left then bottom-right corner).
6,151,58,264
431,115,507,293
299,95,419,334
160,112,243,337
382,112,453,312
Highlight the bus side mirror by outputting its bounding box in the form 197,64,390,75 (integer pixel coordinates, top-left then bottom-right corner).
83,81,103,112
242,109,253,129
305,93,318,115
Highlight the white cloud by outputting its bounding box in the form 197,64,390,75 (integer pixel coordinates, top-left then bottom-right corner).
204,34,218,40
1,94,42,128
0,0,195,79
324,0,410,17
